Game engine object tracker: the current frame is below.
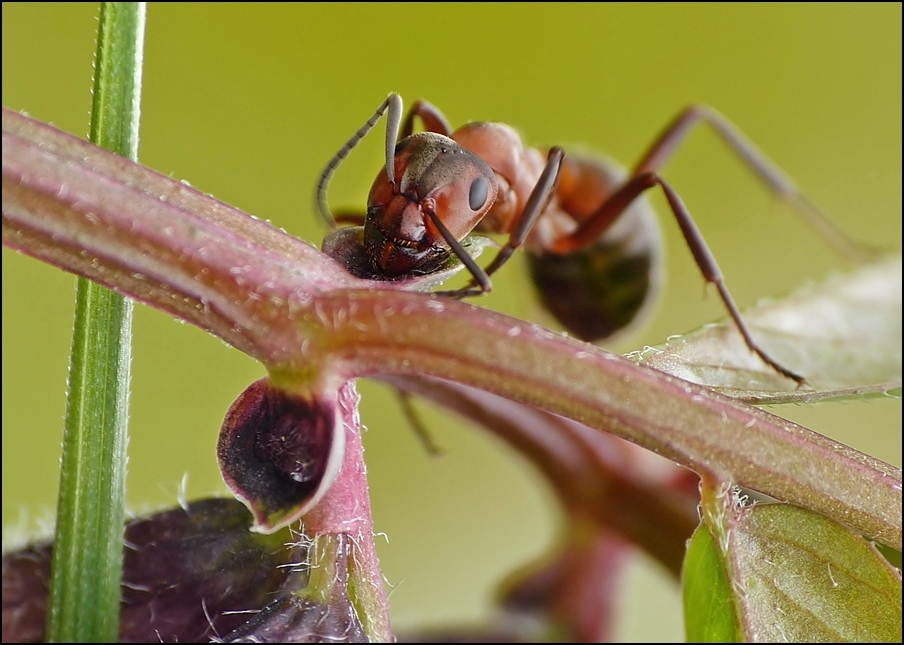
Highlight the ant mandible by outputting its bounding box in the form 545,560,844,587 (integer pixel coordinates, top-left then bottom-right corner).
316,93,865,384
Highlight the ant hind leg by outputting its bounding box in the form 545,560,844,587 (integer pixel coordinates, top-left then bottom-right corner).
555,171,805,384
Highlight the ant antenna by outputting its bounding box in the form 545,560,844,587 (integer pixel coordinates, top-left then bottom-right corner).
315,92,404,229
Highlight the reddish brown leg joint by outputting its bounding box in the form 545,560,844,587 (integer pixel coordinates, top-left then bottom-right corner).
557,171,804,384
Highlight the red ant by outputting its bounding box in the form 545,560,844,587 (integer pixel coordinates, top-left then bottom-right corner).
317,93,866,383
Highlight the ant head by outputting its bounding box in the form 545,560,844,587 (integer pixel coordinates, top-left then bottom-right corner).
363,133,497,276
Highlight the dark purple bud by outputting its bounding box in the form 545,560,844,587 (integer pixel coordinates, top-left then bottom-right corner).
1,498,307,643
223,595,368,643
220,589,366,643
221,533,366,643
217,379,345,533
2,541,49,643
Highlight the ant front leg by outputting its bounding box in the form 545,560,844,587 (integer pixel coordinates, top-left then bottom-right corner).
436,147,566,298
553,172,805,384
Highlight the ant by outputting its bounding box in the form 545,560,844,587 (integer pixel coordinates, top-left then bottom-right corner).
316,93,867,384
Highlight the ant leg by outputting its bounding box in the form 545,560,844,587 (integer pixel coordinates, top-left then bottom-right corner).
483,148,566,277
400,99,454,139
426,208,493,295
396,390,444,457
436,147,566,298
632,105,872,261
554,172,805,384
315,93,404,229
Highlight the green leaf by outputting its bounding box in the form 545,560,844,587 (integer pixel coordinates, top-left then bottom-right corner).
631,255,902,403
683,524,741,642
732,505,901,642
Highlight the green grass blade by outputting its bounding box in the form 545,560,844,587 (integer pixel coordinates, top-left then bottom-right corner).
46,3,145,642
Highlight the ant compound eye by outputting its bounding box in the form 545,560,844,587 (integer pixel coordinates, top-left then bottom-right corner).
469,176,489,211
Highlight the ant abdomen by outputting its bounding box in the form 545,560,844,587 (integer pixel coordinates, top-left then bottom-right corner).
528,154,663,342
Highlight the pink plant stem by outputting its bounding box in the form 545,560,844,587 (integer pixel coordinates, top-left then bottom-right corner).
303,381,392,642
3,107,900,549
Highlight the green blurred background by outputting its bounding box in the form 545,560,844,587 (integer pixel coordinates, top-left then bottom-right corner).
3,3,900,639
